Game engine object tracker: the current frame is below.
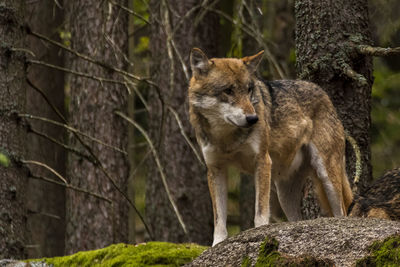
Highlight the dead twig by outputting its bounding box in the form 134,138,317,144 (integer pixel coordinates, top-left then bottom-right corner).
167,106,204,166
19,113,128,155
28,30,157,87
107,0,150,25
27,78,66,121
28,126,95,164
21,160,68,184
356,45,400,57
29,174,112,203
115,110,188,235
27,59,125,85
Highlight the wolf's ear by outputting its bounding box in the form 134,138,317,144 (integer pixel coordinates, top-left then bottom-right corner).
242,50,264,73
190,48,210,77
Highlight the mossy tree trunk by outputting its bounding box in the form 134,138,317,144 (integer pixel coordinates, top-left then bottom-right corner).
25,0,66,257
0,0,27,259
295,0,373,217
146,0,220,245
65,0,129,254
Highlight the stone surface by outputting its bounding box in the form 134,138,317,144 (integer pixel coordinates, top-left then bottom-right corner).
187,217,400,266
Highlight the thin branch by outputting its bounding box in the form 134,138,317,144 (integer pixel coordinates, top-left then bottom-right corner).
107,0,150,25
27,208,61,220
162,0,175,98
19,113,128,155
337,60,368,87
27,59,126,85
25,62,153,238
27,78,66,122
123,77,149,112
29,126,95,164
356,45,400,57
241,1,286,78
29,174,112,203
129,149,151,181
167,106,205,166
10,47,36,57
170,39,190,82
115,110,188,235
28,30,157,87
21,160,68,184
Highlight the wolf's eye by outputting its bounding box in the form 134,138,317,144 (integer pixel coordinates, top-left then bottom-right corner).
223,87,234,95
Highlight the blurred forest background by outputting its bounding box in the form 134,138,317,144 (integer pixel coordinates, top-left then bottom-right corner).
0,0,399,260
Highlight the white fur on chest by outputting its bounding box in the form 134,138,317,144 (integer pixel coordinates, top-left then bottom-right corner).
200,129,262,170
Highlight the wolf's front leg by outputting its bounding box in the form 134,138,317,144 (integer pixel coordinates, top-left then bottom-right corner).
207,167,228,246
254,154,272,227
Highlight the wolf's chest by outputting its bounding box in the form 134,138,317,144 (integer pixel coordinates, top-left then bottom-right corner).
200,130,262,174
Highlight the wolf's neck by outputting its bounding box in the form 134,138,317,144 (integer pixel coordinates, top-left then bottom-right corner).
197,113,251,153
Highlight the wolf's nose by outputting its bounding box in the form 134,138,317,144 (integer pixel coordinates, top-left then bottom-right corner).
246,114,259,125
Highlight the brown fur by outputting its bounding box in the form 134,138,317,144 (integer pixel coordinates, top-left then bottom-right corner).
188,48,353,245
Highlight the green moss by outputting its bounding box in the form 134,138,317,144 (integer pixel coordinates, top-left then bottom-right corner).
29,242,208,267
241,256,251,267
254,237,283,267
0,152,10,167
254,237,333,267
356,236,400,267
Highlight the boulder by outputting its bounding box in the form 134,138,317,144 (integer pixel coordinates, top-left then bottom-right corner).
187,217,400,266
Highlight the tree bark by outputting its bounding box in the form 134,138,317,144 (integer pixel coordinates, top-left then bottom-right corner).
146,0,220,245
295,0,373,217
25,0,66,257
0,0,27,259
65,1,129,254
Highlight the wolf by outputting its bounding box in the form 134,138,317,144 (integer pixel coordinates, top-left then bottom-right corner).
188,48,353,246
349,168,400,220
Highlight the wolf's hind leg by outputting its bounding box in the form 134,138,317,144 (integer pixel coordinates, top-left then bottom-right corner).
308,142,345,216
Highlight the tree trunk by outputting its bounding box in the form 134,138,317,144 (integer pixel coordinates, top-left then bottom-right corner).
65,1,129,254
0,0,27,259
295,0,373,217
25,0,66,257
146,0,220,245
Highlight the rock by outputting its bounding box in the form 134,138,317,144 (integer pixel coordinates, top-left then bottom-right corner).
187,217,400,266
0,260,49,267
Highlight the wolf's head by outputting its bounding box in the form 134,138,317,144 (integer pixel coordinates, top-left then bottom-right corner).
188,48,264,128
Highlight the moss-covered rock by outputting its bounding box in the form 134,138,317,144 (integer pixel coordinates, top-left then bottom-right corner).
29,242,207,267
356,235,400,267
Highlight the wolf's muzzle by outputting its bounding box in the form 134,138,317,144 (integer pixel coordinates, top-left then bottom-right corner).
246,114,259,125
